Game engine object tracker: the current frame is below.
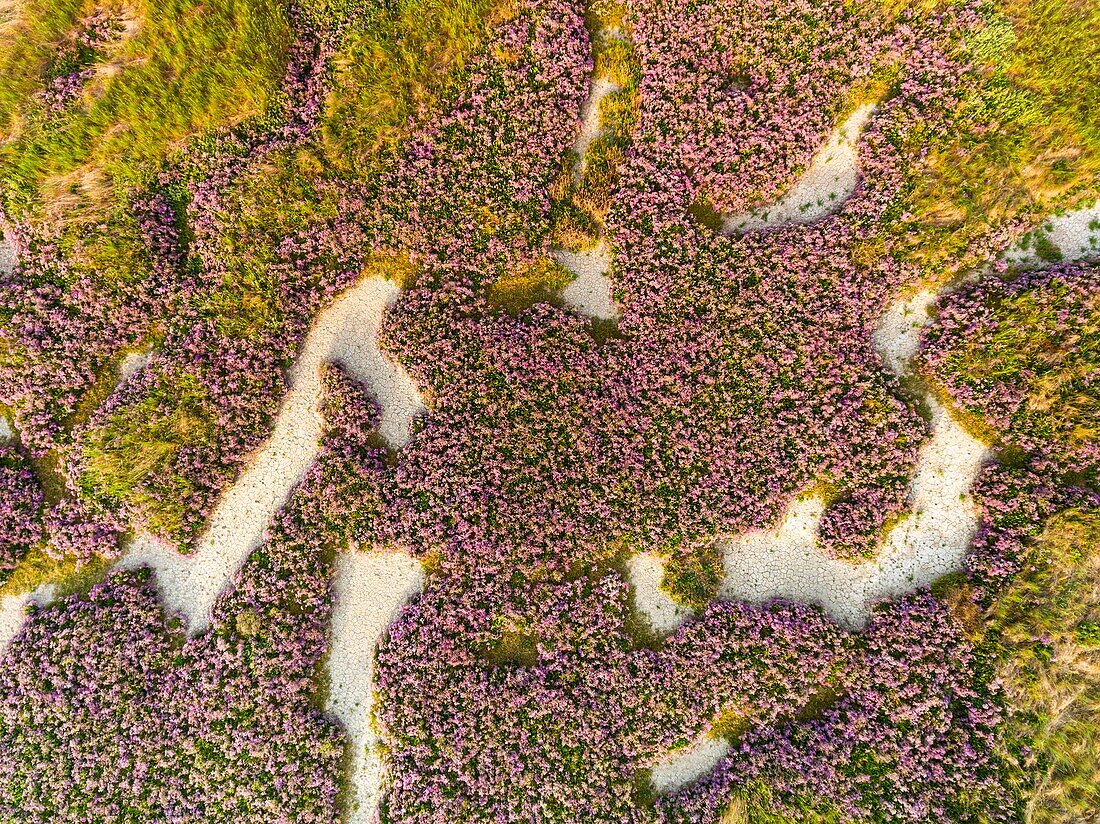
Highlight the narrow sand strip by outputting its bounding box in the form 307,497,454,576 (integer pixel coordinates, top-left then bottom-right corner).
626,551,693,634
723,104,876,233
552,241,620,321
119,275,426,631
0,230,14,277
551,61,624,320
1004,200,1100,266
650,731,731,794
0,584,55,654
572,77,620,180
326,551,424,824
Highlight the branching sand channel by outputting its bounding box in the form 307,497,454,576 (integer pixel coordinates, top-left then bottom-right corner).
119,275,426,631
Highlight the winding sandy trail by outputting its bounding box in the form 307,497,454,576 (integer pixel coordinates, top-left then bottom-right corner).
723,104,876,233
119,275,425,632
326,551,423,824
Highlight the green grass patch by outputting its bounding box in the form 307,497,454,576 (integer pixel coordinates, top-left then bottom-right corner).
76,369,218,540
489,255,574,314
322,0,506,176
0,0,293,216
984,510,1100,823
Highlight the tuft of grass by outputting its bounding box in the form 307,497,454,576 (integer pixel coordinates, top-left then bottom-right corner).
322,0,509,177
661,541,724,611
983,510,1100,823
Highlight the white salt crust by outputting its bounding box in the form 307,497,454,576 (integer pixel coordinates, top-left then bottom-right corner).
326,551,424,824
1004,200,1100,266
723,104,876,233
552,240,620,321
119,275,426,631
650,732,731,794
626,551,693,634
0,584,55,654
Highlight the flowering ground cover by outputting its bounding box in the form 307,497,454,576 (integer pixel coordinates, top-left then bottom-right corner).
0,0,1098,821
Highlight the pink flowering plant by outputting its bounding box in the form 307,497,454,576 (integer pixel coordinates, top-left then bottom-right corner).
0,0,1097,821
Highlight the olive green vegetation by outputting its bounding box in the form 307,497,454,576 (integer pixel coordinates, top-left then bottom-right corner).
885,0,1100,277
0,0,293,217
0,546,111,599
661,541,724,611
489,255,575,314
983,511,1100,823
934,272,1099,485
77,370,217,540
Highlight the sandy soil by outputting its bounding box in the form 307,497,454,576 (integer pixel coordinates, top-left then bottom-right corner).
326,551,424,824
1004,200,1100,266
723,104,876,233
119,275,426,632
118,350,151,382
0,583,55,655
552,241,620,321
572,77,620,180
625,552,693,634
649,731,731,794
0,231,14,277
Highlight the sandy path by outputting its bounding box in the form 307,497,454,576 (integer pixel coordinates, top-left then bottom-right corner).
572,77,620,181
722,104,876,233
650,731,731,794
0,230,14,277
719,285,988,628
119,275,426,632
0,583,55,654
552,241,619,321
326,551,423,824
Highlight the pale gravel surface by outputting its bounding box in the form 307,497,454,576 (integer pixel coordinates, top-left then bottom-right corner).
0,230,14,277
650,731,732,794
552,240,620,321
723,104,876,233
326,551,424,824
572,77,620,180
625,551,693,634
119,275,426,631
0,584,55,655
1004,199,1100,266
